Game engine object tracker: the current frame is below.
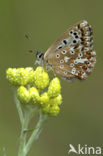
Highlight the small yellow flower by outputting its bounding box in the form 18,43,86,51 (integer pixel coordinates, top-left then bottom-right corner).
39,92,49,107
17,86,30,104
29,87,40,104
42,104,60,116
25,68,35,84
6,67,34,86
48,78,61,98
33,67,49,90
42,104,50,114
49,105,60,116
6,66,62,116
49,94,62,106
42,94,62,116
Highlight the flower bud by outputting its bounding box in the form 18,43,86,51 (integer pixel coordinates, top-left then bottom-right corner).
39,92,49,107
49,105,60,116
17,86,30,104
33,67,49,90
49,94,62,106
48,78,61,98
29,87,40,104
6,67,34,86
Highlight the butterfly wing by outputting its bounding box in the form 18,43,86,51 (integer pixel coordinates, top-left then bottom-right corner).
44,20,87,59
44,20,96,80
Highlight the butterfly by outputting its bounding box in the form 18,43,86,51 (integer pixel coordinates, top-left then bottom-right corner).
36,20,96,81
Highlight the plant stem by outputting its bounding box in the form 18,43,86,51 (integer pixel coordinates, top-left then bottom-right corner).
18,116,28,156
2,148,6,156
14,89,24,125
18,107,38,156
25,111,48,155
14,89,48,156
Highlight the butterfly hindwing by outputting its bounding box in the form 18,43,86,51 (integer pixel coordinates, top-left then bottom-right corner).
44,20,96,80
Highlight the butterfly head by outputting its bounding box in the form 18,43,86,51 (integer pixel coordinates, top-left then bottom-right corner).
35,51,44,65
36,51,44,59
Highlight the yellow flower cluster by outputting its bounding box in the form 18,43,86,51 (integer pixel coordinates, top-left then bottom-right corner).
6,67,62,116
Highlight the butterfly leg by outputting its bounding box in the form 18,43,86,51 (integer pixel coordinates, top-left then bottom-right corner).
34,59,44,69
53,71,57,77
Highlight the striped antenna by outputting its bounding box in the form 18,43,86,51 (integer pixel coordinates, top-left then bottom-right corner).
25,34,42,53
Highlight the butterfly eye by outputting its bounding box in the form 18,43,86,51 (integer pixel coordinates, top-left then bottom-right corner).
56,54,60,58
36,52,44,59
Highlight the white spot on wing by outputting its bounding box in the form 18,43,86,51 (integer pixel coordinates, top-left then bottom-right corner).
64,56,70,62
74,58,88,64
90,57,96,62
84,47,89,51
82,71,86,76
69,30,74,35
57,45,62,50
60,60,64,63
62,50,67,54
70,63,74,67
78,53,83,58
71,68,76,74
80,21,88,27
70,47,75,54
60,65,64,69
62,38,71,45
56,54,60,58
64,71,67,74
70,50,75,55
91,51,96,55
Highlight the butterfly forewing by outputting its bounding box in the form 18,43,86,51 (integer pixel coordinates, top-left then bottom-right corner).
44,20,96,80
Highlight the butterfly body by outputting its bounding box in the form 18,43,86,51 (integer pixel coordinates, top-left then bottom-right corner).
37,20,96,80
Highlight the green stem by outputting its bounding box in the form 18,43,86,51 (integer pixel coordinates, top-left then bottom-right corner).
13,88,48,156
18,116,28,156
2,148,6,156
18,107,38,156
25,111,48,155
14,89,24,125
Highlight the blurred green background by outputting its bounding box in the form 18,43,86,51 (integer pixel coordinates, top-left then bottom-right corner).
0,0,103,155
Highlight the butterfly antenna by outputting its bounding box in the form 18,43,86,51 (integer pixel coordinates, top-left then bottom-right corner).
25,34,42,53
